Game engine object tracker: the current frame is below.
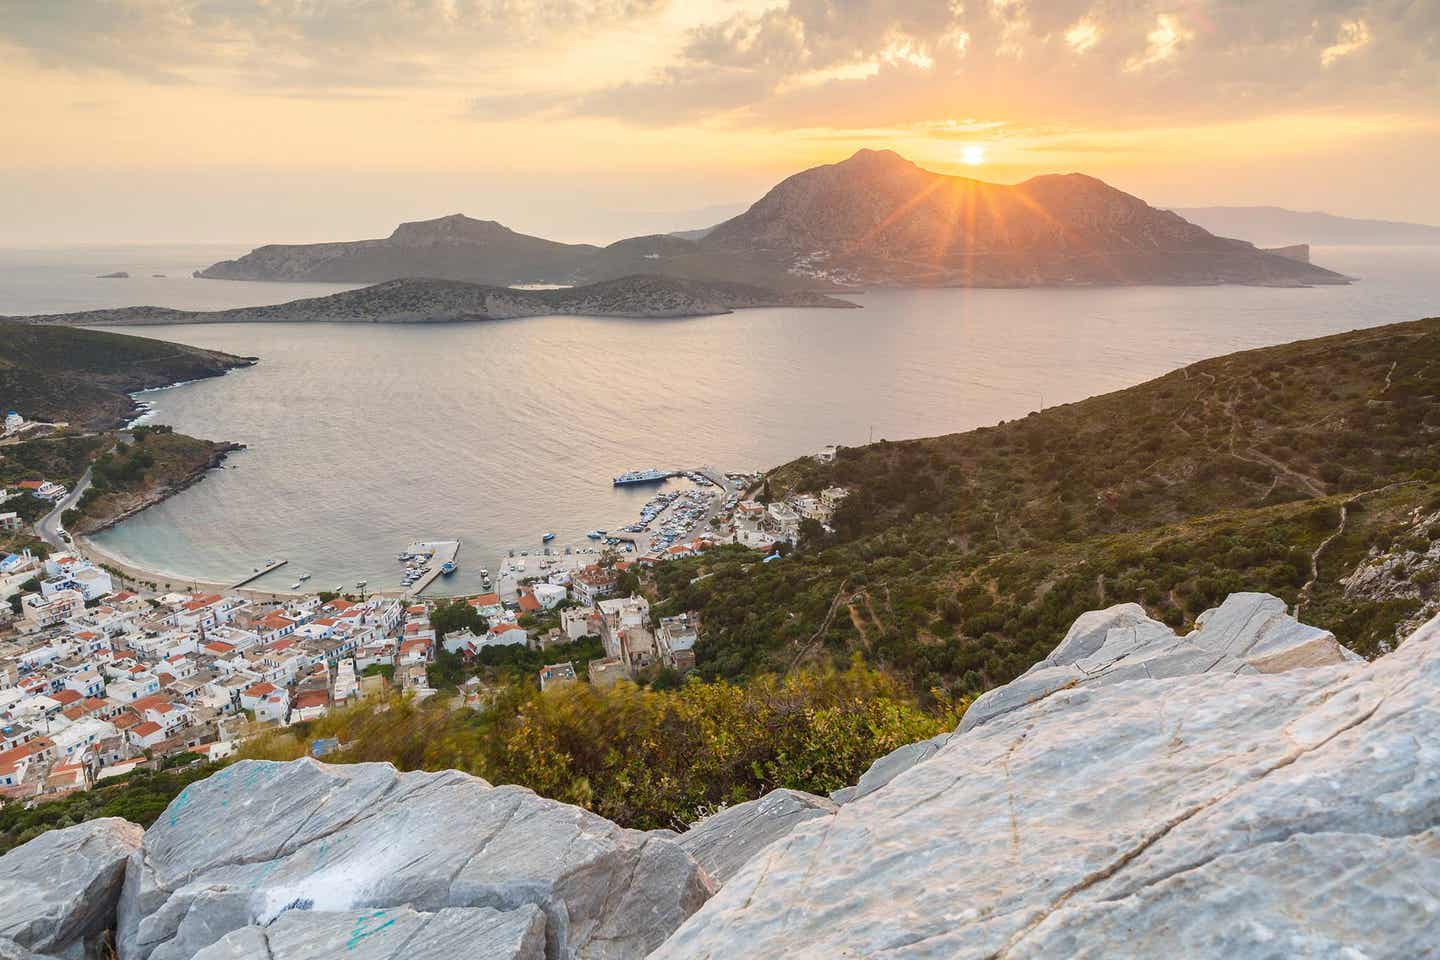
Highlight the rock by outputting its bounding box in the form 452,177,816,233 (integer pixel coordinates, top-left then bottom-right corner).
959,593,1356,733
0,817,143,959
678,790,837,884
117,759,711,960
837,732,951,804
0,939,61,960
652,601,1440,958
189,905,546,959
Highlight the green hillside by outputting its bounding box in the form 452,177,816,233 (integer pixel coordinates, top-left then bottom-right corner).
0,320,252,429
649,317,1440,697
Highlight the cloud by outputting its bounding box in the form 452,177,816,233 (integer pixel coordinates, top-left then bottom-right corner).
0,0,672,92
567,0,1440,129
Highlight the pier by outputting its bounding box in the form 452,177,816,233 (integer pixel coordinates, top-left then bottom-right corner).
230,559,287,589
407,540,460,597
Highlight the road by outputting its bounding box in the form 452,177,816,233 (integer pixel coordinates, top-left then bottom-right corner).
35,467,92,550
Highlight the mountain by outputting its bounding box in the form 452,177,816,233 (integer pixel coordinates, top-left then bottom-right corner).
698,149,1346,287
196,214,600,284
1173,206,1440,247
8,275,858,327
0,321,253,429
194,151,1346,289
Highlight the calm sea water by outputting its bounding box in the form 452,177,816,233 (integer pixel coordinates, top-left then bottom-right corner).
3,245,1437,594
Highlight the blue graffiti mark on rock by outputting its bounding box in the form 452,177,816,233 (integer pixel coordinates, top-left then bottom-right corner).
347,910,395,949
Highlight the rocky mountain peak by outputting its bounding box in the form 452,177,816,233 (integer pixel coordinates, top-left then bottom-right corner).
387,213,516,245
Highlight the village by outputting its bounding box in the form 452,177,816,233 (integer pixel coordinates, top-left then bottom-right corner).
0,461,849,805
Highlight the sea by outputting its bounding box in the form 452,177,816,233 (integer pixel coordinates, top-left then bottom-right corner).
2,243,1437,595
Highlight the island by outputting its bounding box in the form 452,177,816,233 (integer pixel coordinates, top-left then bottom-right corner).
6,275,861,327
195,150,1349,290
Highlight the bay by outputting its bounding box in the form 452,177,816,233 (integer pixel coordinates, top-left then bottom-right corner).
4,244,1436,595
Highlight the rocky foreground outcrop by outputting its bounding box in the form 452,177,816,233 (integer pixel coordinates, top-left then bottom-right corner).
0,817,142,959
114,763,709,960
3,592,1436,958
654,593,1440,958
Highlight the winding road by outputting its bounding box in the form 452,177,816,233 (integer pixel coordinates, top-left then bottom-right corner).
35,467,92,550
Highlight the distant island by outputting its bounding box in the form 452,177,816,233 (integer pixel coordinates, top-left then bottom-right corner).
96,271,130,279
195,150,1346,290
1172,206,1440,247
7,275,859,327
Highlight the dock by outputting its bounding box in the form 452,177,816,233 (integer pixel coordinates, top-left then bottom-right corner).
230,559,287,589
407,540,460,597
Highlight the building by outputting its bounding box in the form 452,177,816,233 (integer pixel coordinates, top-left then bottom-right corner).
3,412,22,435
560,607,601,642
658,614,699,672
587,656,627,688
0,513,20,533
538,661,577,691
570,565,619,606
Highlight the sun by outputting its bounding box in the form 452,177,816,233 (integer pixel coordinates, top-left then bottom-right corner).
961,145,987,166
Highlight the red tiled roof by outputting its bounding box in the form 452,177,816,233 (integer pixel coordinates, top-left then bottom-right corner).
131,721,162,737
51,689,82,706
293,690,328,709
469,593,501,607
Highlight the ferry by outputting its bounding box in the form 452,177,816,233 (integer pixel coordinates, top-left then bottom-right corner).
542,532,556,542
440,560,458,576
613,468,668,486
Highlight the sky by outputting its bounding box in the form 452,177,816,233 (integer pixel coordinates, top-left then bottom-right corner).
3,0,1438,247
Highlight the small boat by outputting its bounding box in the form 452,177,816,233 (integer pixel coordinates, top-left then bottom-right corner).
586,530,602,540
440,561,458,576
290,581,302,590
298,573,311,581
542,532,556,542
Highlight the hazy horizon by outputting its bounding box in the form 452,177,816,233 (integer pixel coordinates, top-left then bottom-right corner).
4,1,1439,246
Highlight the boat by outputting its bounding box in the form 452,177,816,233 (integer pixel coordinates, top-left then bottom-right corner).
542,532,556,542
440,561,458,576
613,468,667,486
290,581,302,590
586,530,603,540
298,573,311,581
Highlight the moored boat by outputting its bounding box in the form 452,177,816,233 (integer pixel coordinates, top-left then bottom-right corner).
440,560,458,575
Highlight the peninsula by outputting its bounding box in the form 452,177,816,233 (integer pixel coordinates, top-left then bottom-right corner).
7,275,859,327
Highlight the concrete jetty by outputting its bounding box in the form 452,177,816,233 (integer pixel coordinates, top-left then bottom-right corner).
407,540,460,597
230,559,287,589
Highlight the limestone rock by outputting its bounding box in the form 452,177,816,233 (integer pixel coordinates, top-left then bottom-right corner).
189,905,546,960
116,759,710,960
959,593,1356,733
0,817,142,960
836,732,951,805
678,790,837,884
653,603,1440,958
0,939,60,960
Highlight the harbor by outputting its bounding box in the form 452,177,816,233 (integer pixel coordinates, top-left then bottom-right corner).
401,540,461,598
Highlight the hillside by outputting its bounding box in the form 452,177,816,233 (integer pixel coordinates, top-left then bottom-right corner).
647,317,1440,695
1174,205,1440,247
193,152,1347,289
0,321,253,429
8,275,857,327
